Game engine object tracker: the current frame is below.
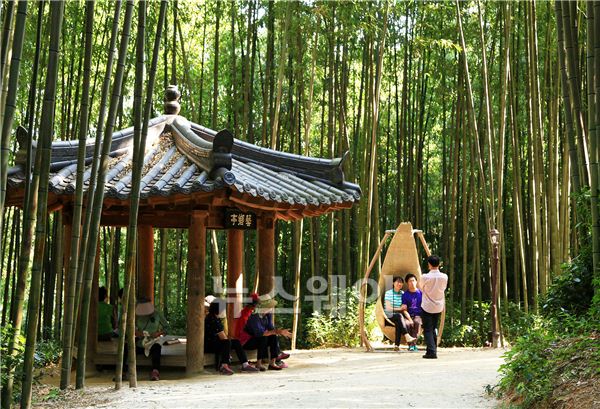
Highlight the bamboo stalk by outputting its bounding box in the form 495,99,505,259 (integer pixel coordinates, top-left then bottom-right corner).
115,0,166,389
59,0,96,390
588,0,600,281
77,0,133,388
0,0,27,232
20,3,65,407
358,232,391,352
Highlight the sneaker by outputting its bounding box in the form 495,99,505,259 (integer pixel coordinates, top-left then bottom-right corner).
241,364,259,373
150,369,160,381
219,364,234,375
410,345,419,352
255,363,267,372
276,352,290,360
422,354,437,359
268,363,283,370
404,334,416,343
275,360,288,368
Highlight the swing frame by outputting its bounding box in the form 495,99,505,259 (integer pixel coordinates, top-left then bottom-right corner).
358,223,445,352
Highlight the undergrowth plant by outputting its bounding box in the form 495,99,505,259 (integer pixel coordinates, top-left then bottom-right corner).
306,286,379,348
494,204,600,408
1,324,62,404
441,300,531,347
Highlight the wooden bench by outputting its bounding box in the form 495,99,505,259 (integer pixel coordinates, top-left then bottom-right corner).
92,339,256,369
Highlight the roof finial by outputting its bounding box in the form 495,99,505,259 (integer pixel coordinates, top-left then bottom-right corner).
164,85,181,115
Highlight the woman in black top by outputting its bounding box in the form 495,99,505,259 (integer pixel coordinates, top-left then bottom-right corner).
204,298,259,375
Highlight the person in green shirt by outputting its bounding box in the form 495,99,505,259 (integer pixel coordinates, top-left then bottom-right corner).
384,276,415,351
123,299,169,381
97,287,114,341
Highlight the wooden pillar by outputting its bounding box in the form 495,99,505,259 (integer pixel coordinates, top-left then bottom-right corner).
138,225,154,302
62,223,72,321
186,212,207,375
257,216,275,296
227,229,244,333
86,240,101,371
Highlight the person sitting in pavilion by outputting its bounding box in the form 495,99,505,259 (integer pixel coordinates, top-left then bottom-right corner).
384,276,416,351
130,298,169,381
239,294,291,371
204,296,259,375
234,292,260,341
401,273,423,351
97,286,115,341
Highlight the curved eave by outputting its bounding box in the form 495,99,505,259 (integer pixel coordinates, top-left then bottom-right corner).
5,114,361,216
189,122,352,188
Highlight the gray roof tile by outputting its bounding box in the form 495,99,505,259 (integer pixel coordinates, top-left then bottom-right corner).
7,116,361,209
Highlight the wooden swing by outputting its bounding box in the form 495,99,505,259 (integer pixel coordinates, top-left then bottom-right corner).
358,222,445,352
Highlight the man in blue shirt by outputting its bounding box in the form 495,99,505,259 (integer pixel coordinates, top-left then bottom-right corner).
401,273,423,351
384,276,415,351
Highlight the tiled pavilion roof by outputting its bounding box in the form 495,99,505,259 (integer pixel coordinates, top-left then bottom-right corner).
6,93,360,224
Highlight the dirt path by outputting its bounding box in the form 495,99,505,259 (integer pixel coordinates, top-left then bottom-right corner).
37,347,505,408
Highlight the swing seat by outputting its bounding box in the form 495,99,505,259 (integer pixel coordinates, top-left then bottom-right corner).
375,223,423,345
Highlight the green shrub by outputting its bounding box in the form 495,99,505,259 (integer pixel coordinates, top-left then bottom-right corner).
495,318,554,406
167,306,187,335
306,286,379,348
33,339,62,367
2,326,63,405
1,324,25,392
441,300,531,347
495,209,600,408
494,317,600,408
541,250,594,320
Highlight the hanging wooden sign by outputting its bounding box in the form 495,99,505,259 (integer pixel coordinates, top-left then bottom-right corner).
224,208,257,229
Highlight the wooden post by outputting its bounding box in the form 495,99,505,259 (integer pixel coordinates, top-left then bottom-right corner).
257,216,275,296
138,225,154,302
86,240,100,371
62,222,72,324
227,229,244,334
490,229,500,348
186,212,207,375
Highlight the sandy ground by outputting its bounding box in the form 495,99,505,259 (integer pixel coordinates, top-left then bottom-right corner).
36,347,505,409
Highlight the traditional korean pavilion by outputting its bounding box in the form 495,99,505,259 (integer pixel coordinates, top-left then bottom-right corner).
5,86,361,373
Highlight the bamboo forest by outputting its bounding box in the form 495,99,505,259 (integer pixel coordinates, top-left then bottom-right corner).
0,1,599,408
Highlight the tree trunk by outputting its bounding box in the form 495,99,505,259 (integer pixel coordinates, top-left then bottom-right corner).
60,0,94,389
0,0,27,232
561,1,590,187
115,0,166,389
20,3,65,407
587,1,599,282
158,228,168,314
77,0,134,388
270,6,291,150
363,5,389,289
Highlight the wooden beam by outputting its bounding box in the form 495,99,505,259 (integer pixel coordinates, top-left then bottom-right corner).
229,193,293,212
257,216,275,296
186,211,207,375
276,212,294,222
211,190,231,207
138,225,154,302
48,202,64,213
101,213,192,228
101,211,228,229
